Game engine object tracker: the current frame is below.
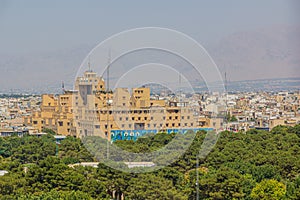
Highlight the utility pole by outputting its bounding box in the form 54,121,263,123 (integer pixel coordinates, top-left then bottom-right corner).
196,155,199,200
179,73,182,133
106,49,111,160
55,142,59,156
225,71,228,131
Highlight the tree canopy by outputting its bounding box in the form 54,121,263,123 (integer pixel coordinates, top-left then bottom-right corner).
0,125,299,199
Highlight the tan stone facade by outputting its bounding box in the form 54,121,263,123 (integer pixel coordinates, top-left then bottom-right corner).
25,70,216,140
24,92,76,135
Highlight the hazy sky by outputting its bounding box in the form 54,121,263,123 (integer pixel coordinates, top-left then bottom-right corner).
0,0,299,92
0,0,298,54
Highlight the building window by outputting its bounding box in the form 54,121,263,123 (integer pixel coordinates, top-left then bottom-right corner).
172,123,175,127
33,121,37,125
181,116,184,119
58,121,63,126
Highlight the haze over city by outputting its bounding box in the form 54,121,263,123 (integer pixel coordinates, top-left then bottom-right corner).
0,0,299,92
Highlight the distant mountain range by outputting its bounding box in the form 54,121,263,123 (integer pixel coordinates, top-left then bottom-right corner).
1,77,299,95
209,25,300,81
0,25,299,93
220,77,300,92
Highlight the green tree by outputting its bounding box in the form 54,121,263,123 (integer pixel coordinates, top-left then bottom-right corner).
58,136,94,164
250,179,286,200
124,173,186,200
42,128,57,135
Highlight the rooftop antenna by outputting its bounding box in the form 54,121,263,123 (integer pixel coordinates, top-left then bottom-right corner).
88,56,91,72
225,71,227,92
107,49,111,93
179,73,182,102
62,81,65,94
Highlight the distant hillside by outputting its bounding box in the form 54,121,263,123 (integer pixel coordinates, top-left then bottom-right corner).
0,25,299,93
209,25,300,81
0,45,91,92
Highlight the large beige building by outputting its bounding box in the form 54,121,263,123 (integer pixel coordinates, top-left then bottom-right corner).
25,70,216,141
24,92,76,136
